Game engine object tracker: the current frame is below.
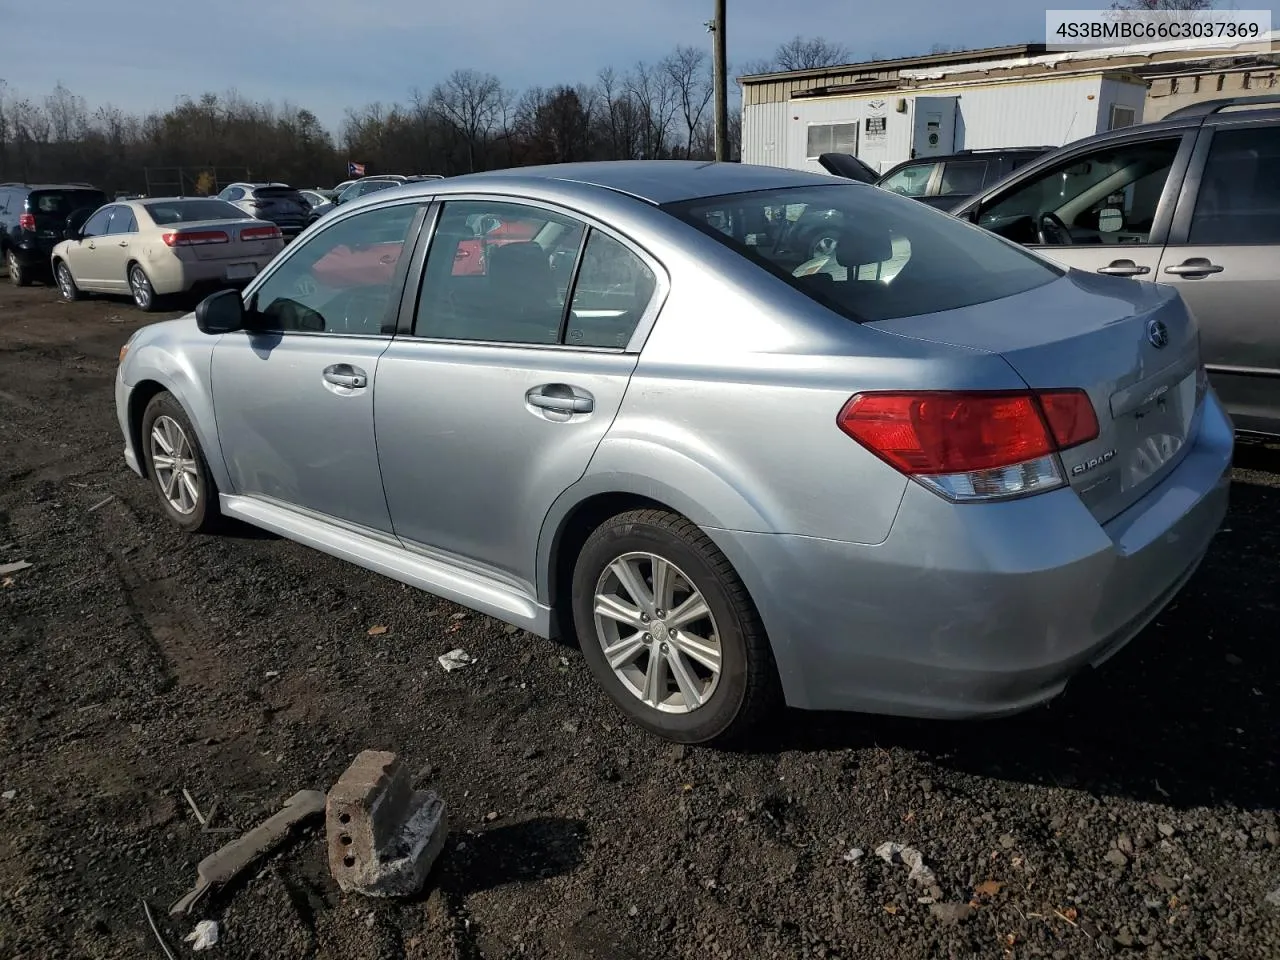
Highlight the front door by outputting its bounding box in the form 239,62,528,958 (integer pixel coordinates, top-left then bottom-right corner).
209,200,426,534
972,133,1195,280
63,205,115,290
1157,122,1280,434
375,198,661,591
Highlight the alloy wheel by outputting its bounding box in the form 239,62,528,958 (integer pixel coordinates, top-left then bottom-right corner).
57,264,75,299
130,266,152,309
592,551,723,714
149,415,200,515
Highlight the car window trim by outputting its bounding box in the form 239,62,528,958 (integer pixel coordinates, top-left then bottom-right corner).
1167,119,1277,247
238,197,430,339
557,225,593,345
966,129,1197,248
395,192,669,355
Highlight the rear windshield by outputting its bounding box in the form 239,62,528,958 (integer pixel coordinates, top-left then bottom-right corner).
144,199,247,224
29,190,107,216
251,186,303,199
663,184,1061,323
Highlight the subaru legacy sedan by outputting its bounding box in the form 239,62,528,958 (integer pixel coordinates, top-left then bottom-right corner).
113,161,1232,745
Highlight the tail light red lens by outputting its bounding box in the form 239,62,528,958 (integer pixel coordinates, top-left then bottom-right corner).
18,213,36,231
240,225,283,242
837,389,1099,502
162,230,230,247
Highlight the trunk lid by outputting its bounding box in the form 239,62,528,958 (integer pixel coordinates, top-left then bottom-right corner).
866,269,1206,524
166,218,272,262
817,153,879,184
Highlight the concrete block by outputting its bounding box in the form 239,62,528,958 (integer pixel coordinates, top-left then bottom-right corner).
327,750,448,898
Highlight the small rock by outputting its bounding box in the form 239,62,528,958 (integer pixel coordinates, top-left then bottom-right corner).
999,834,1017,849
1117,834,1134,855
842,848,864,862
1115,928,1135,948
1265,886,1280,908
919,779,934,796
503,624,519,635
669,745,688,762
627,905,639,917
1105,849,1129,868
484,811,500,822
656,916,674,933
450,612,468,621
1265,828,1279,848
929,902,976,925
1,790,15,801
1151,873,1178,892
521,747,541,760
365,913,376,928
1225,653,1243,666
1157,823,1176,838
561,720,579,735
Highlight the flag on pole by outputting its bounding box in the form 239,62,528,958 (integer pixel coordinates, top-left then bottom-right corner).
348,161,366,177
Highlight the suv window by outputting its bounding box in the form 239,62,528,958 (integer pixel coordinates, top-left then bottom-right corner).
250,203,420,335
220,187,246,202
879,163,937,198
81,207,113,238
107,207,137,234
977,137,1182,246
665,184,1060,324
1188,126,1280,245
29,189,108,219
938,160,988,196
414,200,587,345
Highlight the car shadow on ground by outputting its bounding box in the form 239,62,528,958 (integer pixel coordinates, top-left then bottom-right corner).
749,461,1280,813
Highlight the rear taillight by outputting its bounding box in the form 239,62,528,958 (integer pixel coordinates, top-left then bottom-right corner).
837,389,1098,502
18,213,35,231
240,225,283,242
162,230,230,247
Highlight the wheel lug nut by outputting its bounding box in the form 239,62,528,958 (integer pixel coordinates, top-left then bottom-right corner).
660,643,669,654
655,609,665,618
640,613,649,622
643,633,652,641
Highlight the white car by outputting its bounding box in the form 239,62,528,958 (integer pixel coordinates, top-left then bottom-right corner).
51,197,285,311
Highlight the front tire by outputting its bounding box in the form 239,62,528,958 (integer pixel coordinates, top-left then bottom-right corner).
55,260,81,301
6,249,32,287
129,263,160,312
571,509,779,745
140,392,222,534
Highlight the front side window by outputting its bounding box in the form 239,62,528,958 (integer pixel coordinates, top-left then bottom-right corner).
664,184,1060,324
1188,126,1280,245
80,207,113,238
249,203,421,335
977,137,1182,246
878,163,937,198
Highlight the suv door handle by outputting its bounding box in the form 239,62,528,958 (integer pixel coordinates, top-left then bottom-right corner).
322,364,368,389
1096,259,1150,277
1164,258,1223,277
527,384,593,415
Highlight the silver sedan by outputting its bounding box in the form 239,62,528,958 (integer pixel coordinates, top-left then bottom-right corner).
113,161,1233,744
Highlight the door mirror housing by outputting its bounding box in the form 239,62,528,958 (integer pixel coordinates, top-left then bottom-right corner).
195,288,247,334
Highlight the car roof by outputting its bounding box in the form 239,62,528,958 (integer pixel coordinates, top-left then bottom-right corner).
434,160,842,205
6,183,105,192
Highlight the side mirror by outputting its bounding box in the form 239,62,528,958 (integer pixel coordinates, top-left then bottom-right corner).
195,288,246,334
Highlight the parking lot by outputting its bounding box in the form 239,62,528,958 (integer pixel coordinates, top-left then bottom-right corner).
1,279,1279,959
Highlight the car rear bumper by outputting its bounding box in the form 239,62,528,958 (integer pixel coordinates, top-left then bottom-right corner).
10,240,58,269
147,257,274,295
710,391,1234,717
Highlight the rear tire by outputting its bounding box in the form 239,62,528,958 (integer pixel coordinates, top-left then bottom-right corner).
571,509,780,745
55,260,81,301
129,263,160,312
6,249,32,287
140,392,223,534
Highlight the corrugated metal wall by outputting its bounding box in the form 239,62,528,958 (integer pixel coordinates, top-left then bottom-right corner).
741,101,789,167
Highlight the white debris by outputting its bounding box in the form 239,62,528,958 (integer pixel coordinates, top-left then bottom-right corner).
875,841,937,887
184,919,219,951
438,648,476,672
842,847,865,862
1266,886,1280,908
264,670,280,679
0,561,32,576
1,790,16,801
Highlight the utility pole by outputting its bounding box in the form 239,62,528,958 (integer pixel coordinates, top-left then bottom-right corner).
712,0,728,161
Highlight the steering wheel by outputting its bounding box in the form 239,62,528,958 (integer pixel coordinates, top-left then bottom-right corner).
1037,212,1074,246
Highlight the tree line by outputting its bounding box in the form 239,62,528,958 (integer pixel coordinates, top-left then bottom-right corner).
0,36,850,195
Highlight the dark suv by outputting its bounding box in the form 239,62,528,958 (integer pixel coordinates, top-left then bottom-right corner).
951,94,1280,437
857,147,1055,210
1,182,108,286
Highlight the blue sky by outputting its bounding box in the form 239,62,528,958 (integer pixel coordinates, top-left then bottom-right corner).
5,0,1277,132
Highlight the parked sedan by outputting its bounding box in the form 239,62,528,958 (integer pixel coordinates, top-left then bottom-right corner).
114,162,1231,744
53,198,284,311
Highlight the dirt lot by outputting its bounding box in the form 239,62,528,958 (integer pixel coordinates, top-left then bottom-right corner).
1,278,1278,960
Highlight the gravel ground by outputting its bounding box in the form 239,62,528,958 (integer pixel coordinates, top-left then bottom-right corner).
1,279,1278,960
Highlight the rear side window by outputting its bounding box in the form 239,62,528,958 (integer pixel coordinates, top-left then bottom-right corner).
108,208,137,234
938,160,988,196
29,189,107,217
1188,126,1280,245
664,184,1060,323
878,163,937,198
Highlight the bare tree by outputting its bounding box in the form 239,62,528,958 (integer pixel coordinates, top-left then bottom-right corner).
627,60,679,159
663,46,713,159
773,35,851,71
430,69,505,172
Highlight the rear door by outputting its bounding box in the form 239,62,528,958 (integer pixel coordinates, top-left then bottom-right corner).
968,131,1197,280
1156,121,1280,435
374,196,661,591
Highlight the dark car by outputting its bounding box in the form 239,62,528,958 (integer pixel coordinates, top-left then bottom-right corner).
821,147,1055,210
0,182,109,286
950,94,1280,437
214,182,312,239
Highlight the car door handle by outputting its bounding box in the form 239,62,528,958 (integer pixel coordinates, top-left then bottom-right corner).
322,364,368,389
527,385,593,414
1096,260,1150,277
1164,259,1223,277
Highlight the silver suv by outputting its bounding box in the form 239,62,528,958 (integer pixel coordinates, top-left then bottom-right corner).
952,94,1280,438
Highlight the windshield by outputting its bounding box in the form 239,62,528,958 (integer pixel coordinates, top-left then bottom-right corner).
663,184,1061,323
29,189,107,217
144,199,248,224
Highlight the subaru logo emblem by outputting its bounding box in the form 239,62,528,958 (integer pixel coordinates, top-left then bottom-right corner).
1146,319,1169,349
